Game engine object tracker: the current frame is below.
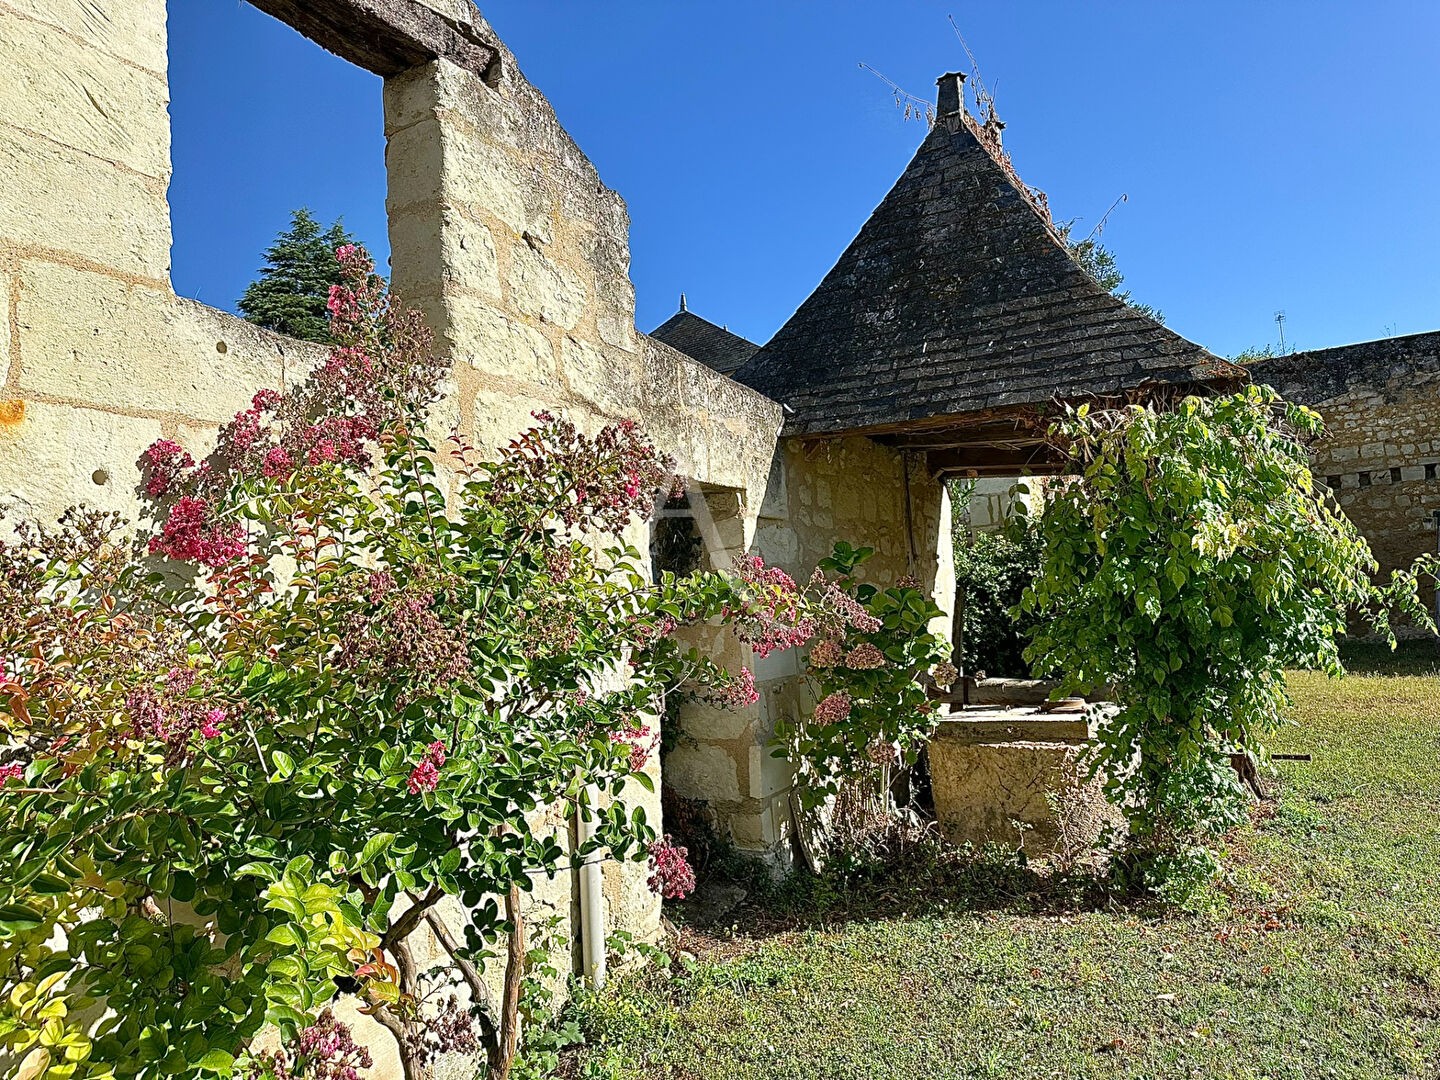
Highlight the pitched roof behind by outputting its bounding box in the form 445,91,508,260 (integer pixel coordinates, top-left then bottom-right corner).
734,108,1222,436
650,309,761,376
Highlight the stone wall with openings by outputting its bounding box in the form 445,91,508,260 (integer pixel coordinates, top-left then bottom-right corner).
0,0,785,1063
661,436,955,865
1257,334,1440,623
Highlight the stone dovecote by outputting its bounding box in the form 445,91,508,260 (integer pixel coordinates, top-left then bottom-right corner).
735,77,1223,438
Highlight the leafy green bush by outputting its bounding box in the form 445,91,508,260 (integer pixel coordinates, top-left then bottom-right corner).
1021,387,1436,894
953,517,1044,678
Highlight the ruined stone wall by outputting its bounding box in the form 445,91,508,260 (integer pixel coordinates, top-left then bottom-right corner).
0,0,780,1039
663,437,954,862
0,3,962,1071
1257,335,1440,619
0,0,327,525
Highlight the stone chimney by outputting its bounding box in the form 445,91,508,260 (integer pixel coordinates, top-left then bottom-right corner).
936,71,967,116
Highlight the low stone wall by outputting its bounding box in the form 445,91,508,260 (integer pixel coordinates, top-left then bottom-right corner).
928,708,1110,860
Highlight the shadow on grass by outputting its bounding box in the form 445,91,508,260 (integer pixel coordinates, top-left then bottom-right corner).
673,833,1134,941
1337,637,1440,677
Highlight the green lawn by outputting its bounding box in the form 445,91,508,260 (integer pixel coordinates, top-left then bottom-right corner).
565,643,1440,1079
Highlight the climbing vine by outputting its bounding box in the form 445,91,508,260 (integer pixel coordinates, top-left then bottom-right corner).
1020,387,1436,891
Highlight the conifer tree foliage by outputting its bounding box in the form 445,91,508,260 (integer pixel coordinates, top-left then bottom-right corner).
237,209,359,344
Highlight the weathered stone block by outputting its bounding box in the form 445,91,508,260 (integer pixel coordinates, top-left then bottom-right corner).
16,264,310,421
0,272,11,385
663,744,740,803
728,803,781,849
0,132,170,278
0,399,162,523
678,700,753,742
6,0,168,74
562,337,642,417
455,305,555,384
388,203,500,304
0,7,170,178
748,744,793,801
445,129,536,237
509,242,587,329
928,714,1114,857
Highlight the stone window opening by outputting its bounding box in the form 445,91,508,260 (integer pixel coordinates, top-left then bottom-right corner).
649,483,748,579
167,1,392,322
1426,463,1438,482
1391,466,1404,484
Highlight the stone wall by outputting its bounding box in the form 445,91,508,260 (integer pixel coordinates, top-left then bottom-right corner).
1257,334,1440,618
0,2,962,1071
0,0,328,525
665,437,954,861
0,0,780,1050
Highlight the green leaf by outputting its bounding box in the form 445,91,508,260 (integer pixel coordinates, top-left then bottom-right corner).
197,1049,236,1075
359,833,396,867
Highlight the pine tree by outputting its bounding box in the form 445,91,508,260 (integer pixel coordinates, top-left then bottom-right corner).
237,209,360,343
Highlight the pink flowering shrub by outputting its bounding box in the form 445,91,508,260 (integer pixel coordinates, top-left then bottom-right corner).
0,247,757,1080
774,541,954,814
646,836,697,899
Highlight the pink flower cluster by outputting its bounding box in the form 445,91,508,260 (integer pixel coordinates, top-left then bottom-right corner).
147,496,246,568
730,555,814,659
0,763,23,785
646,836,696,900
866,737,899,766
140,244,446,570
125,667,227,762
932,661,960,688
249,1009,373,1080
712,666,759,709
808,639,844,669
486,414,679,535
612,722,656,772
142,439,195,498
340,591,470,696
813,691,852,725
408,740,447,795
845,643,886,670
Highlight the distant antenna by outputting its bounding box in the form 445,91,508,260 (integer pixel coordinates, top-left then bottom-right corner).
948,16,996,121
1274,310,1288,353
858,62,934,123
1082,194,1129,245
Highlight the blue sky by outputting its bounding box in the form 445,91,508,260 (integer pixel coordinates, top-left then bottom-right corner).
169,2,1440,358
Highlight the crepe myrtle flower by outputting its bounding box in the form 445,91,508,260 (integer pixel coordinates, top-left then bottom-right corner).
407,740,447,794
813,691,852,725
844,642,886,670
646,836,696,900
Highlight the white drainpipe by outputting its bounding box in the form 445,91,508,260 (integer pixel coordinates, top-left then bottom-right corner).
576,784,606,989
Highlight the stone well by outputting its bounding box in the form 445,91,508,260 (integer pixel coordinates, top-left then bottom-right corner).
927,705,1112,858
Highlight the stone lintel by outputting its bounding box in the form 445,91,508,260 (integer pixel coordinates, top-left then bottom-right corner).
246,0,499,80
931,712,1092,746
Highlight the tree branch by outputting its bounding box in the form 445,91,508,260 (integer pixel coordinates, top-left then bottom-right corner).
420,907,501,1058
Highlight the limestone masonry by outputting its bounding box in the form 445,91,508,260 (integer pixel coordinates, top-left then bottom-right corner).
1,3,1435,1059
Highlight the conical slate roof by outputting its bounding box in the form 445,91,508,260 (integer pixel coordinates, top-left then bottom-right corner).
651,304,760,376
735,89,1221,437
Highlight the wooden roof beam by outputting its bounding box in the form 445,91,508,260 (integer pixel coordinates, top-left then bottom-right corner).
926,444,1065,477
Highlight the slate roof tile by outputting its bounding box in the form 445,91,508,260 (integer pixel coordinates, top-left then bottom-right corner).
733,106,1221,436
